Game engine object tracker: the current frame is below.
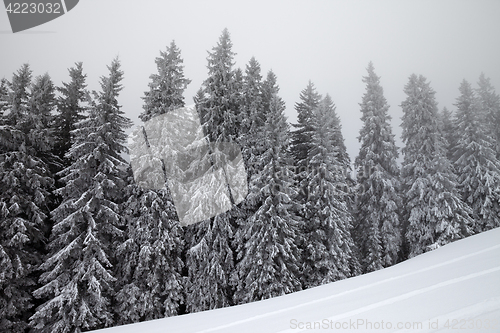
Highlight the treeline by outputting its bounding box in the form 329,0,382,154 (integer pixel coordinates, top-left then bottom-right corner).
1,28,499,332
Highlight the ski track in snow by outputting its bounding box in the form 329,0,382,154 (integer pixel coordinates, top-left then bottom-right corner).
276,267,500,333
194,243,500,333
393,297,500,333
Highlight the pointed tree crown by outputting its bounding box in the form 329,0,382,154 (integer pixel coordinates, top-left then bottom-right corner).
140,40,191,122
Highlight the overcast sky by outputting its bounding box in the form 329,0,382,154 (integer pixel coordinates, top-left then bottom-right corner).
1,0,499,162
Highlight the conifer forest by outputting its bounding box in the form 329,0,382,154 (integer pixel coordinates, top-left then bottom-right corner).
1,29,499,333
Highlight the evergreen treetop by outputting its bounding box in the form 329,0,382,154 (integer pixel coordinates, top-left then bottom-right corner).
54,62,88,162
4,64,32,126
140,40,191,122
476,73,500,159
291,81,321,169
198,28,241,143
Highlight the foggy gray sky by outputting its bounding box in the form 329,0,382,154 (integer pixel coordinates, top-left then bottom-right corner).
1,0,499,163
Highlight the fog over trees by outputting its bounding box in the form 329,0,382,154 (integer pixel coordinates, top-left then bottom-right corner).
0,30,499,332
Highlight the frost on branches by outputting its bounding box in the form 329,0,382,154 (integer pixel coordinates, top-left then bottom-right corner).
53,62,88,164
401,74,472,258
30,58,132,333
451,80,500,233
233,87,302,304
302,94,359,287
186,28,241,313
354,62,401,273
114,42,191,323
476,73,500,160
291,81,321,206
140,40,191,122
0,65,56,333
115,180,184,324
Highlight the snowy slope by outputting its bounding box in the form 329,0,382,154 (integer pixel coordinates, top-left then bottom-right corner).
94,228,500,333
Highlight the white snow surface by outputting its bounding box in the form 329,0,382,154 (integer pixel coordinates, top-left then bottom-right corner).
94,228,500,333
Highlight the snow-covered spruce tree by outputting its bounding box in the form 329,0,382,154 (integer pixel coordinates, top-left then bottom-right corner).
185,214,234,312
291,81,321,166
53,62,88,164
27,72,61,194
140,40,191,122
353,63,401,273
233,77,302,304
326,96,351,175
30,58,132,333
0,66,56,333
0,78,8,116
438,106,455,161
322,94,357,214
400,74,472,258
29,73,63,178
186,28,241,313
231,58,265,294
239,57,263,157
261,70,278,115
197,28,241,143
233,67,245,117
239,57,265,182
301,94,359,288
451,80,500,233
114,42,188,323
232,69,283,287
115,174,184,324
290,82,322,200
476,73,500,159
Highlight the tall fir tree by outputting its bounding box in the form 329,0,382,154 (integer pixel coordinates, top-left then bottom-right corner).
476,73,500,159
438,106,455,161
186,28,240,313
231,58,265,295
451,80,500,233
115,42,188,323
53,62,88,164
301,94,359,287
233,75,302,304
323,94,356,210
115,178,184,323
240,57,266,183
30,58,132,332
289,81,322,255
400,74,472,258
290,82,322,199
0,66,56,333
354,63,401,273
140,40,191,122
